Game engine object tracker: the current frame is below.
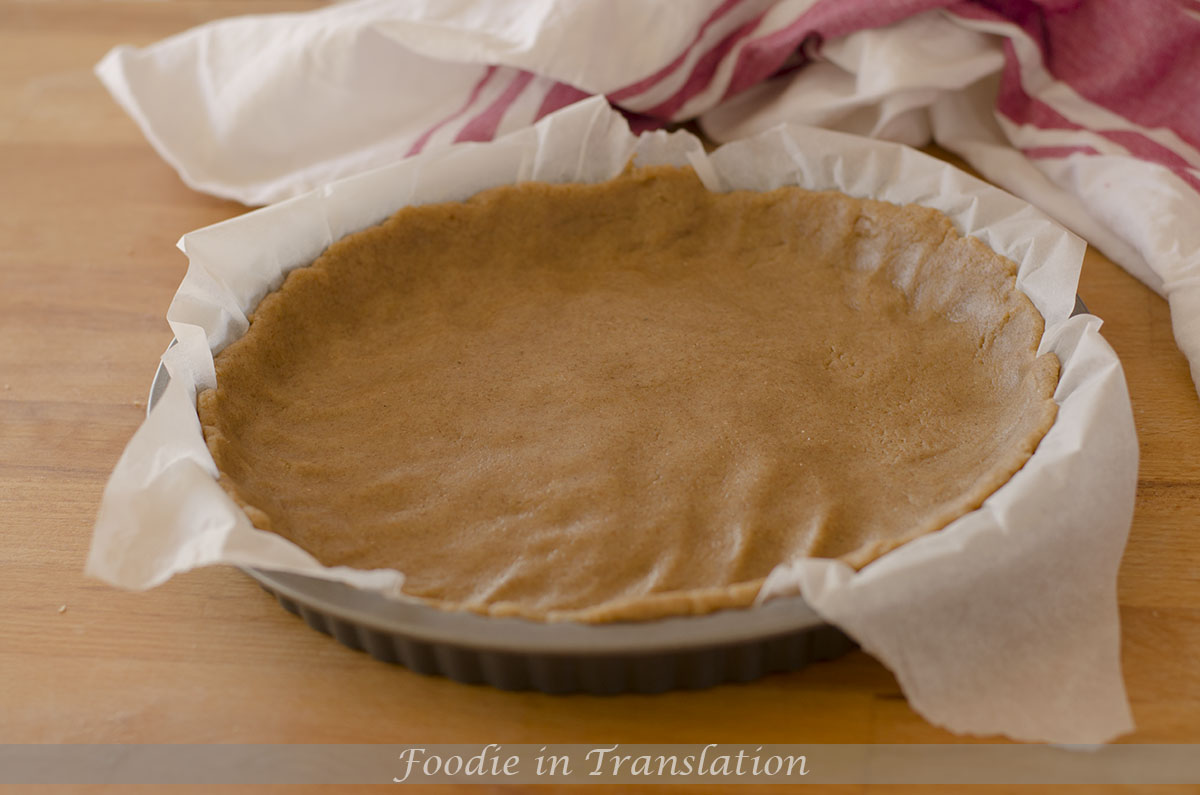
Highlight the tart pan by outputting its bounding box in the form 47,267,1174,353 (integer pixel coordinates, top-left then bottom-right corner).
147,297,1081,693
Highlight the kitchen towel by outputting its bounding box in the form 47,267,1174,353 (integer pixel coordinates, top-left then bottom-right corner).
96,0,1200,393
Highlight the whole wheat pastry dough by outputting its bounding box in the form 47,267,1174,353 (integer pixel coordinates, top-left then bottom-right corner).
198,166,1059,622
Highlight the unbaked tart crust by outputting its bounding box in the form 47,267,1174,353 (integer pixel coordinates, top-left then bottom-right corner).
197,166,1059,622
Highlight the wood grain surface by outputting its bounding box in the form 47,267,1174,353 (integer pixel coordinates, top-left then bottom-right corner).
2,2,1198,792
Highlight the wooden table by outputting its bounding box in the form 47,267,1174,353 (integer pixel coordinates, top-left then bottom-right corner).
2,1,1198,790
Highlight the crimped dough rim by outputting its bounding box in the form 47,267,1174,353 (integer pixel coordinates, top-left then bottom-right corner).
198,166,1059,623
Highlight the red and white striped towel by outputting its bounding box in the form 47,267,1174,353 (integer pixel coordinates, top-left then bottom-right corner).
97,0,1200,393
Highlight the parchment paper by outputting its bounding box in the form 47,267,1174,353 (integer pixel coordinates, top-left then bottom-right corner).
88,96,1137,744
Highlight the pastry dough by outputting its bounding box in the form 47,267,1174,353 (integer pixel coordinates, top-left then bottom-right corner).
197,166,1059,622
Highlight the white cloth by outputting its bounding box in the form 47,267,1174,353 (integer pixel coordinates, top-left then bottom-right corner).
87,103,1137,744
95,1,1200,394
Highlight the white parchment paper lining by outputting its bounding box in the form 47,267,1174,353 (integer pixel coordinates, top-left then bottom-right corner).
88,97,1137,744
